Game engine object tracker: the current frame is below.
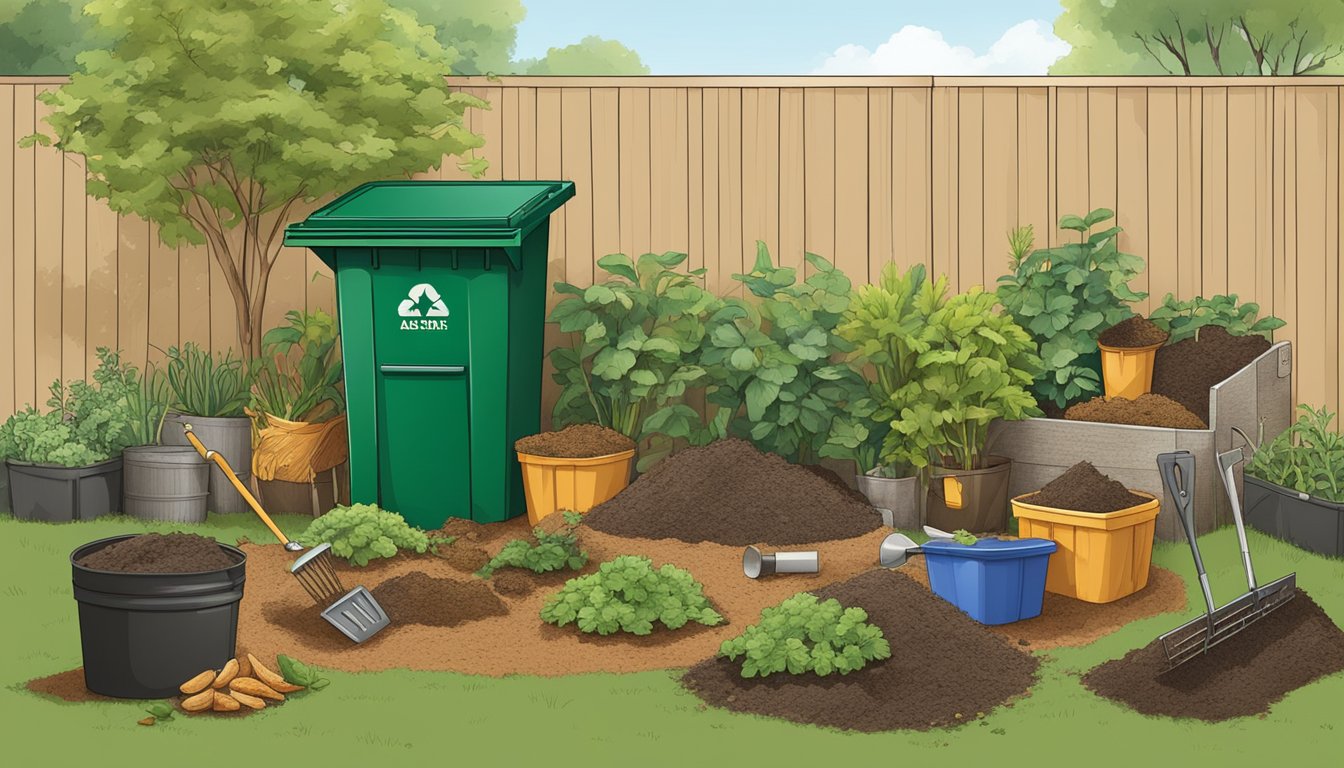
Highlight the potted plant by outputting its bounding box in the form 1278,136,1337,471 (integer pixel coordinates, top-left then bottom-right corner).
514,423,637,525
1244,405,1344,557
250,309,348,516
0,349,137,522
890,285,1042,533
121,358,212,523
825,263,949,528
1095,316,1169,399
160,343,254,514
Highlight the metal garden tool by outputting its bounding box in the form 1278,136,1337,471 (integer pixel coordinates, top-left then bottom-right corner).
878,532,923,568
1155,450,1296,671
181,424,391,644
742,546,820,579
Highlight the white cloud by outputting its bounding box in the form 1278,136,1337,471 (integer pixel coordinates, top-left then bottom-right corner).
814,20,1070,75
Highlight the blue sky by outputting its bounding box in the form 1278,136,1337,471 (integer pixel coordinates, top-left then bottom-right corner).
514,0,1068,74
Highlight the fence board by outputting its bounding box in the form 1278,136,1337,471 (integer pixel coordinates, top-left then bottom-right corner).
0,84,14,414
1117,88,1150,312
13,84,36,408
34,87,62,394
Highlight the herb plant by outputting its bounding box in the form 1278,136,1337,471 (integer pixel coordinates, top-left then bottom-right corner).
251,309,345,426
952,529,978,545
296,503,429,566
1246,405,1344,504
477,526,588,577
164,342,252,418
1148,293,1286,344
718,592,891,678
996,210,1147,409
889,286,1042,471
0,348,141,466
277,654,331,691
540,555,722,636
124,360,172,446
549,252,716,450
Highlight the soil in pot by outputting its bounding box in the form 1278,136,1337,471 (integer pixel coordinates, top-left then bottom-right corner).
514,424,635,458
1152,326,1271,423
1019,462,1150,513
681,568,1039,732
1064,394,1207,429
1099,316,1169,348
369,572,507,627
1083,589,1344,721
77,533,235,574
582,438,882,546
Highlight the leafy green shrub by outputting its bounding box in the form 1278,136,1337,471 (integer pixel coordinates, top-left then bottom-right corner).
0,348,140,466
124,360,171,446
477,526,588,578
1247,405,1344,503
164,342,252,418
718,592,891,678
1148,293,1286,344
252,309,345,425
889,286,1042,471
996,210,1146,409
826,262,949,475
297,504,429,566
548,252,716,444
540,555,722,635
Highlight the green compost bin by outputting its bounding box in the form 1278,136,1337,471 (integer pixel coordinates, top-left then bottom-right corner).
284,180,575,529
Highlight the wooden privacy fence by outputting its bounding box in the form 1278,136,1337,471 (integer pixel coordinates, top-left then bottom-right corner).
2,75,1342,428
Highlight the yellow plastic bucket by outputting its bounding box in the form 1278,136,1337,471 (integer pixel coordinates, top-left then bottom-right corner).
1097,340,1164,400
516,449,636,525
1011,491,1160,603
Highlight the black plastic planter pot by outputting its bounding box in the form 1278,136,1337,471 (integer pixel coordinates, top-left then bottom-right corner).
6,458,122,522
1244,475,1344,558
926,456,1012,534
71,535,246,698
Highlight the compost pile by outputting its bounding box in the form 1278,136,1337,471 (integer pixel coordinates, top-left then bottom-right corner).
583,438,882,546
1084,590,1344,721
1152,327,1271,423
682,569,1039,731
1020,461,1150,513
1099,316,1169,348
369,573,507,627
1065,394,1207,429
515,423,635,458
78,533,235,574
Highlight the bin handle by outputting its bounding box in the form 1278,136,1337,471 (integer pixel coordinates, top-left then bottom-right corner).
379,365,466,375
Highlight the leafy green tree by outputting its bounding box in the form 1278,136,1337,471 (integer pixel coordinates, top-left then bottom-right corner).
1052,0,1344,75
0,0,98,75
517,35,650,75
390,0,525,75
27,0,487,358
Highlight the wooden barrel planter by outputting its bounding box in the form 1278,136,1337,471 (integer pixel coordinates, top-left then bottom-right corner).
122,446,210,523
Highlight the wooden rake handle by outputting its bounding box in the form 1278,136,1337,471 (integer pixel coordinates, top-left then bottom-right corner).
182,424,293,547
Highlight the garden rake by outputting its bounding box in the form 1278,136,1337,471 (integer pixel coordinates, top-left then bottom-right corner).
181,424,391,644
1155,450,1296,671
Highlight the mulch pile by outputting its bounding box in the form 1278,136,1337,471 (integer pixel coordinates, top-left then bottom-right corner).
490,570,539,597
1099,316,1169,348
1084,590,1344,721
369,573,507,627
78,533,235,574
515,423,635,458
1020,461,1150,513
1065,394,1207,429
433,541,491,573
682,569,1039,731
583,438,882,546
1152,327,1271,423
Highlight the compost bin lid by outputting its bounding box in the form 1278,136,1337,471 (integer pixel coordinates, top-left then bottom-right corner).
922,537,1057,560
284,180,576,266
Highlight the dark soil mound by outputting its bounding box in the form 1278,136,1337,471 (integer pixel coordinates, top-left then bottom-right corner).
1099,316,1169,348
78,533,235,574
1084,590,1344,721
26,669,113,703
682,569,1038,731
583,438,882,546
1020,461,1150,513
1152,326,1271,423
490,570,537,597
435,542,491,573
370,573,507,627
515,423,634,458
1065,394,1207,429
435,517,511,544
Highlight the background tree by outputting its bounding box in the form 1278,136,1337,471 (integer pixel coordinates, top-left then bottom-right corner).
390,0,525,75
0,0,99,74
516,35,651,75
26,0,488,358
1052,0,1344,75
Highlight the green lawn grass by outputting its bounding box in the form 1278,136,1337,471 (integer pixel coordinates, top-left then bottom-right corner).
1,512,1340,766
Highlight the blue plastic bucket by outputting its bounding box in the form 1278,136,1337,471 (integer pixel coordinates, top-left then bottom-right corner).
923,538,1057,625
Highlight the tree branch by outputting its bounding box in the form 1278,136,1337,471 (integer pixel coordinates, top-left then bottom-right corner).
1133,32,1176,74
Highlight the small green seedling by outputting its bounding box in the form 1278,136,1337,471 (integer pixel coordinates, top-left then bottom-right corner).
277,654,331,691
952,529,978,546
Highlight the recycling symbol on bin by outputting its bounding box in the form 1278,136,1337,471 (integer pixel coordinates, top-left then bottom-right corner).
398,283,450,317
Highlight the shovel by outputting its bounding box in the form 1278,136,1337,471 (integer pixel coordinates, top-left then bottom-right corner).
879,526,960,567
181,424,391,644
1155,450,1296,670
